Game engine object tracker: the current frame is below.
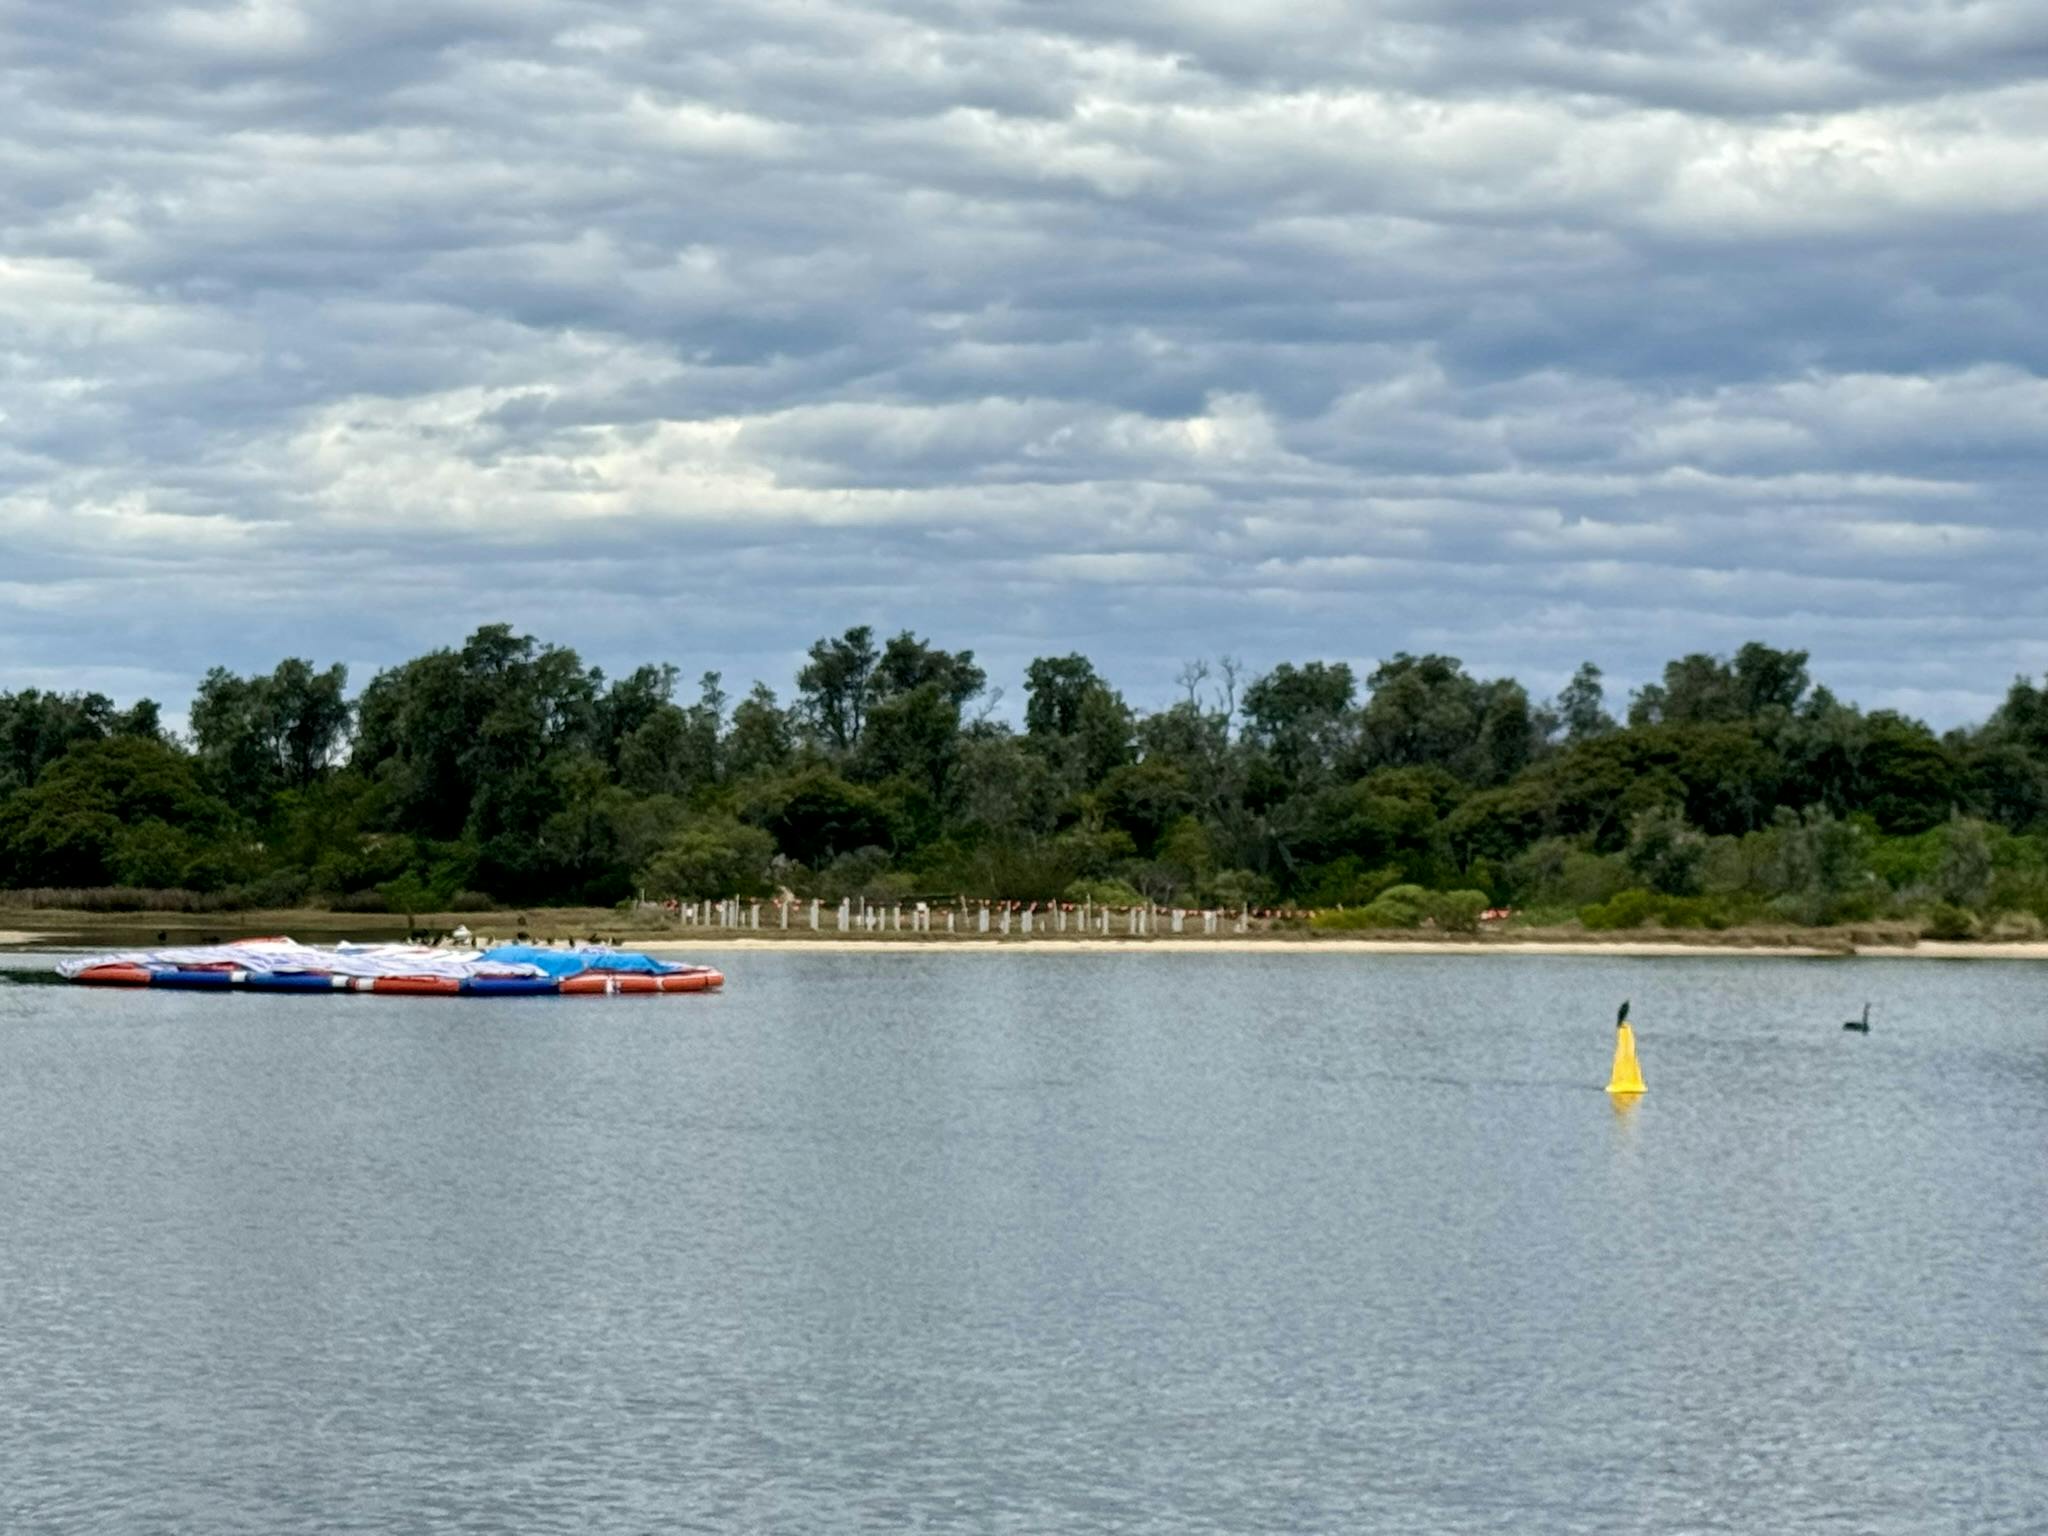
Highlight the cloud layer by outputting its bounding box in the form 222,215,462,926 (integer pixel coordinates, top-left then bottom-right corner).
5,0,2046,723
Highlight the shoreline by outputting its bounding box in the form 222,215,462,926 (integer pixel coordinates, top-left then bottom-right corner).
7,924,2046,961
630,937,2048,959
12,921,2048,966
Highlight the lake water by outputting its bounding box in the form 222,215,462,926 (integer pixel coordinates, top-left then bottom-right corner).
1,950,2043,1533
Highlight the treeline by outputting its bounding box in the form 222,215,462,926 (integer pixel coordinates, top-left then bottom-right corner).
7,626,2048,935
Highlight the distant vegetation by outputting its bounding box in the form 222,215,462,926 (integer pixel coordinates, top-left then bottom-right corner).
6,627,2048,937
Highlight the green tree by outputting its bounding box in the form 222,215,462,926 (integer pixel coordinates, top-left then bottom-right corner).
0,736,238,888
0,688,161,795
1555,662,1614,742
1765,806,1870,923
745,768,902,869
1625,806,1708,896
1242,661,1355,785
1358,654,1535,785
597,664,678,769
1934,818,1994,908
1631,643,1809,727
727,683,794,779
352,625,601,844
617,674,725,799
796,626,881,752
1024,655,1135,786
190,658,350,815
640,817,777,900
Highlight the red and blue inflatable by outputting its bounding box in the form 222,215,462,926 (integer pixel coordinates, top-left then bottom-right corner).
60,939,723,997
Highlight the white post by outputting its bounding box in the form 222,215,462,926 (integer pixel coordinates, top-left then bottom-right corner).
1021,907,1032,936
838,899,849,931
810,899,820,930
946,910,955,934
978,906,989,934
999,907,1010,935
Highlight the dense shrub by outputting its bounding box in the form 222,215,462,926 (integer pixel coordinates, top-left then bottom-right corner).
232,869,310,909
1923,903,1975,940
0,885,238,912
1580,888,1751,930
1063,878,1146,906
1580,888,1660,930
1312,885,1490,932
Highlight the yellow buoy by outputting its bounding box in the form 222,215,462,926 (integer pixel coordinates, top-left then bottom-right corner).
1606,1000,1645,1096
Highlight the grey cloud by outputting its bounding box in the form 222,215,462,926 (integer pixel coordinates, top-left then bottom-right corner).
3,0,2046,728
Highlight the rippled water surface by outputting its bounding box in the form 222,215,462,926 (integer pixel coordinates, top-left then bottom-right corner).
2,950,2044,1533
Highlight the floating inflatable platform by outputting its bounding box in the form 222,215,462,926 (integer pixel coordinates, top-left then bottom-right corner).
59,939,722,997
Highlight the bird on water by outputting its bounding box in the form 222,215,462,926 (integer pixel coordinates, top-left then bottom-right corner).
1843,1003,1870,1033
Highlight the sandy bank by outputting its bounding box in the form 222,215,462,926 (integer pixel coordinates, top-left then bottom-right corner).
633,936,2048,960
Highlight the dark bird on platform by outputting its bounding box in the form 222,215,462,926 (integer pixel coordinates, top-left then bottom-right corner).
1616,999,1630,1027
1843,1003,1870,1033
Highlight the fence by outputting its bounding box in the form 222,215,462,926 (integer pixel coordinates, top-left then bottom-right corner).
645,896,1323,937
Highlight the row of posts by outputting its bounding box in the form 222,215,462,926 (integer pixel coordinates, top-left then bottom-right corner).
663,899,1252,936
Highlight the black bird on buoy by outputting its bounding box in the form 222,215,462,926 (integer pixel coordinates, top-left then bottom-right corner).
1843,1003,1870,1033
1617,1000,1630,1026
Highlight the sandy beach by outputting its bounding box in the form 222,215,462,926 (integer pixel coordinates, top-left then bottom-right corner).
630,935,2048,960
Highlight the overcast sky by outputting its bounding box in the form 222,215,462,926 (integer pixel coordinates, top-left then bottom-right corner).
5,0,2046,728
